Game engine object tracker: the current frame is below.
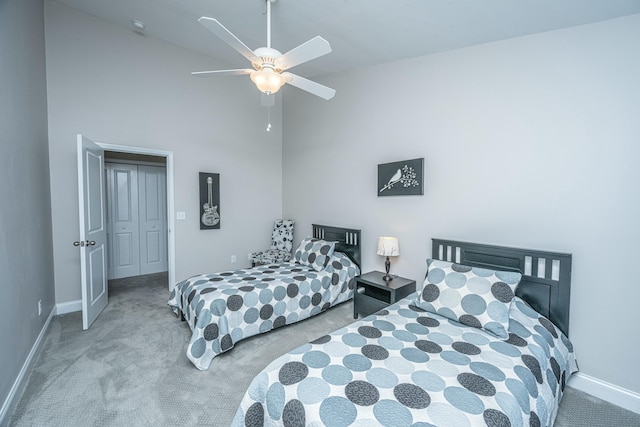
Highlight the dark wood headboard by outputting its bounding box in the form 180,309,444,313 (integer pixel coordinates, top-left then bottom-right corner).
313,224,361,270
432,239,572,337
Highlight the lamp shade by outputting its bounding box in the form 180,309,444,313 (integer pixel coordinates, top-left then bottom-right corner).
377,237,399,257
250,68,286,95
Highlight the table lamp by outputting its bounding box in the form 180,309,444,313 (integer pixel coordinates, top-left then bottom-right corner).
377,237,399,281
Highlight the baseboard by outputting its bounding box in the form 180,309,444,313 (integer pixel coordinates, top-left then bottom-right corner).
0,308,54,426
55,299,81,315
568,372,640,414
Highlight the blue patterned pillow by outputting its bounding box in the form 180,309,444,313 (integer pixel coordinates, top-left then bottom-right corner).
293,237,336,272
412,259,522,339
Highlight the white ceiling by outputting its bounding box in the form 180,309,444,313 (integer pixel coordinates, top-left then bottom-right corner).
51,0,640,77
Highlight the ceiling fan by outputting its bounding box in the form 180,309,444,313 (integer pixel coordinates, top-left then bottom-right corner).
192,0,336,100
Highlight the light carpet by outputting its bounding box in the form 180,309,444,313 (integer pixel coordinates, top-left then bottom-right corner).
9,273,640,426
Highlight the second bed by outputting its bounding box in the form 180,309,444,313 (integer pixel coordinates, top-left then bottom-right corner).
168,224,361,370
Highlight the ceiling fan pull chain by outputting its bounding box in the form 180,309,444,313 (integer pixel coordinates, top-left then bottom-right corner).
266,104,272,132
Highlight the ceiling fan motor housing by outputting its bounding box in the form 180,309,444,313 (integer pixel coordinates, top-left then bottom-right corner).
253,47,285,71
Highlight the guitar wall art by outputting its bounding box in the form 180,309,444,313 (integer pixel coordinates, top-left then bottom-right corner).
199,172,220,230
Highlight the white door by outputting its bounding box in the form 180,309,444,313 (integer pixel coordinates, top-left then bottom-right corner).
77,134,108,330
107,163,140,279
138,165,168,275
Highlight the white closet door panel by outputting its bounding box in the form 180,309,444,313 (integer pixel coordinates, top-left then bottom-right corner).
145,231,161,263
115,232,135,267
108,163,140,279
115,170,134,222
139,165,168,275
143,172,160,221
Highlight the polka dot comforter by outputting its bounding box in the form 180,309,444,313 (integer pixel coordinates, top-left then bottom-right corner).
232,296,578,427
168,252,360,370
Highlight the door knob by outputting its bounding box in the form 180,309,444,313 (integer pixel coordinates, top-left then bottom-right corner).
73,241,96,246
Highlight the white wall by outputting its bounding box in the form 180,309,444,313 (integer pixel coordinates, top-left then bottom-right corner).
45,3,283,303
0,0,55,420
283,14,640,396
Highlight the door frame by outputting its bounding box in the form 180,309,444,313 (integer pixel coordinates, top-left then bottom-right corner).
97,142,176,289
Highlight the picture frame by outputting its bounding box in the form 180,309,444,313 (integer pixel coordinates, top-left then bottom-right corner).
377,158,424,196
199,172,220,229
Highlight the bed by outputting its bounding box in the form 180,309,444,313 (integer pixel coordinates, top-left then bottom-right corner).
168,224,361,370
232,239,578,426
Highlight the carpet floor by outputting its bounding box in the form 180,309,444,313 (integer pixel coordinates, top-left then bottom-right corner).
8,273,640,426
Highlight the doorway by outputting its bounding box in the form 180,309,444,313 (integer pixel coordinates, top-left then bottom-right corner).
97,143,176,289
105,154,168,280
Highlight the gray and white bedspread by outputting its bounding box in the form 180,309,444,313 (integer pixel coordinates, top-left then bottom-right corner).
168,251,360,370
232,296,577,426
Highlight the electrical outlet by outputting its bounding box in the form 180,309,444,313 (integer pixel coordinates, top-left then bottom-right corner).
231,255,237,263
248,253,252,260
38,300,42,316
176,211,186,220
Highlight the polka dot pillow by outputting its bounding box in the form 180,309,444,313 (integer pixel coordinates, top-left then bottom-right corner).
412,259,522,339
293,237,336,272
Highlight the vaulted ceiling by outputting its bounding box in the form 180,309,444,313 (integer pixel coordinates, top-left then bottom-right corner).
51,0,640,77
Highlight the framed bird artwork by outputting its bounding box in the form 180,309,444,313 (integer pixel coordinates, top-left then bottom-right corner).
377,158,424,196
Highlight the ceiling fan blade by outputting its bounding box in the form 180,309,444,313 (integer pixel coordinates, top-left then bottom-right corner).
277,36,332,70
198,17,260,64
282,72,335,100
191,69,253,77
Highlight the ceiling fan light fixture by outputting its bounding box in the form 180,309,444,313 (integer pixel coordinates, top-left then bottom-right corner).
250,68,285,94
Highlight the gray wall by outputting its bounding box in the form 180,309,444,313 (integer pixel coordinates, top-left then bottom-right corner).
4,0,638,415
0,0,55,418
44,3,284,304
283,15,640,394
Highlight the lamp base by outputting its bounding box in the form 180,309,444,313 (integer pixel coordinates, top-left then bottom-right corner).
383,256,392,281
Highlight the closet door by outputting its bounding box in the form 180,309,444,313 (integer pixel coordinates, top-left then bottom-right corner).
138,165,167,275
108,163,140,279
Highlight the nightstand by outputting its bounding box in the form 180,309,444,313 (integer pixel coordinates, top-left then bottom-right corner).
353,271,416,319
